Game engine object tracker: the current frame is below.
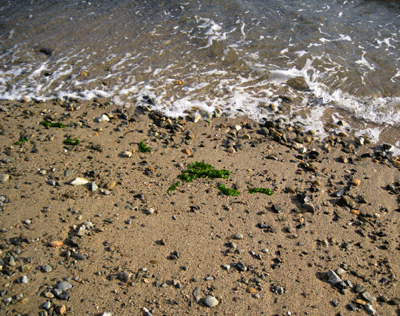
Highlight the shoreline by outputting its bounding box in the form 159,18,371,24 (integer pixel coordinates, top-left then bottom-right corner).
0,98,400,316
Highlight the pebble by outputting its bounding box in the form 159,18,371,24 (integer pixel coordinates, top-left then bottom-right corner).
365,304,376,315
204,296,219,307
55,281,72,291
0,174,9,182
96,114,110,122
233,233,243,240
327,269,343,285
42,301,51,310
88,182,98,192
70,177,89,186
20,276,29,284
272,204,284,213
361,291,376,302
222,264,230,271
120,151,133,158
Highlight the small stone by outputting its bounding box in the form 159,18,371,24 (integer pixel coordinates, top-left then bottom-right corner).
193,114,201,123
271,204,284,213
336,268,346,276
361,292,376,302
88,182,98,192
364,304,376,315
20,276,29,284
55,281,72,291
222,264,230,271
42,301,51,310
303,203,315,213
327,269,343,285
70,177,89,186
204,296,219,307
0,174,9,182
147,208,155,215
247,287,256,294
117,271,131,283
338,195,356,209
354,284,365,293
120,151,133,158
352,179,361,186
233,233,243,240
96,114,110,122
57,305,67,315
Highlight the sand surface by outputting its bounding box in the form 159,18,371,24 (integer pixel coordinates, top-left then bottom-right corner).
0,99,400,316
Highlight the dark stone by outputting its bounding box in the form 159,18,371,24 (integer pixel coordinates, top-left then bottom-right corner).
286,76,310,91
39,47,53,56
271,204,284,213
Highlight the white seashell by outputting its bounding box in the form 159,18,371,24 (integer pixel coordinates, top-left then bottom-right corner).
120,151,133,158
193,114,201,123
96,114,110,122
70,177,89,186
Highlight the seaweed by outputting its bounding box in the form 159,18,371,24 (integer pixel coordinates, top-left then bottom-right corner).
42,121,66,128
15,137,29,145
167,181,180,194
218,184,240,196
139,141,150,153
179,161,230,182
248,188,274,195
63,138,80,145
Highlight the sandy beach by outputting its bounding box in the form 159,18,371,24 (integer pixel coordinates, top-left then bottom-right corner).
0,98,400,316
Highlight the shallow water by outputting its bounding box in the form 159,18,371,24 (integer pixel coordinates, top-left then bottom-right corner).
1,0,400,145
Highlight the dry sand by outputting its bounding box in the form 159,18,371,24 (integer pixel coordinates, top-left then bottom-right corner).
0,98,400,316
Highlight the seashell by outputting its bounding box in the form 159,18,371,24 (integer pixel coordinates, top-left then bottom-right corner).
96,114,110,122
120,151,133,158
48,241,64,248
70,177,89,185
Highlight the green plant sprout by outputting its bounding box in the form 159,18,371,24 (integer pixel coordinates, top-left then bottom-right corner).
139,141,150,153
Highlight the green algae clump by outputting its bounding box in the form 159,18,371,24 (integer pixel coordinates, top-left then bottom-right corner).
179,161,230,182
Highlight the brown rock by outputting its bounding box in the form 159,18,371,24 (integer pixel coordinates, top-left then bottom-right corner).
247,287,256,294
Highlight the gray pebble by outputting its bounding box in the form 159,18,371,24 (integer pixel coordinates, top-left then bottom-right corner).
233,233,243,240
204,296,219,307
42,301,51,310
365,304,376,315
0,172,9,181
327,269,343,285
55,281,72,291
42,264,52,273
222,264,230,271
20,276,29,284
362,291,376,302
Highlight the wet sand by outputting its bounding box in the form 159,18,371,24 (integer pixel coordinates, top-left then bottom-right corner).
0,98,400,316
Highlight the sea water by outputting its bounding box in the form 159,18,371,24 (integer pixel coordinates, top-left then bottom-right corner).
1,0,399,147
